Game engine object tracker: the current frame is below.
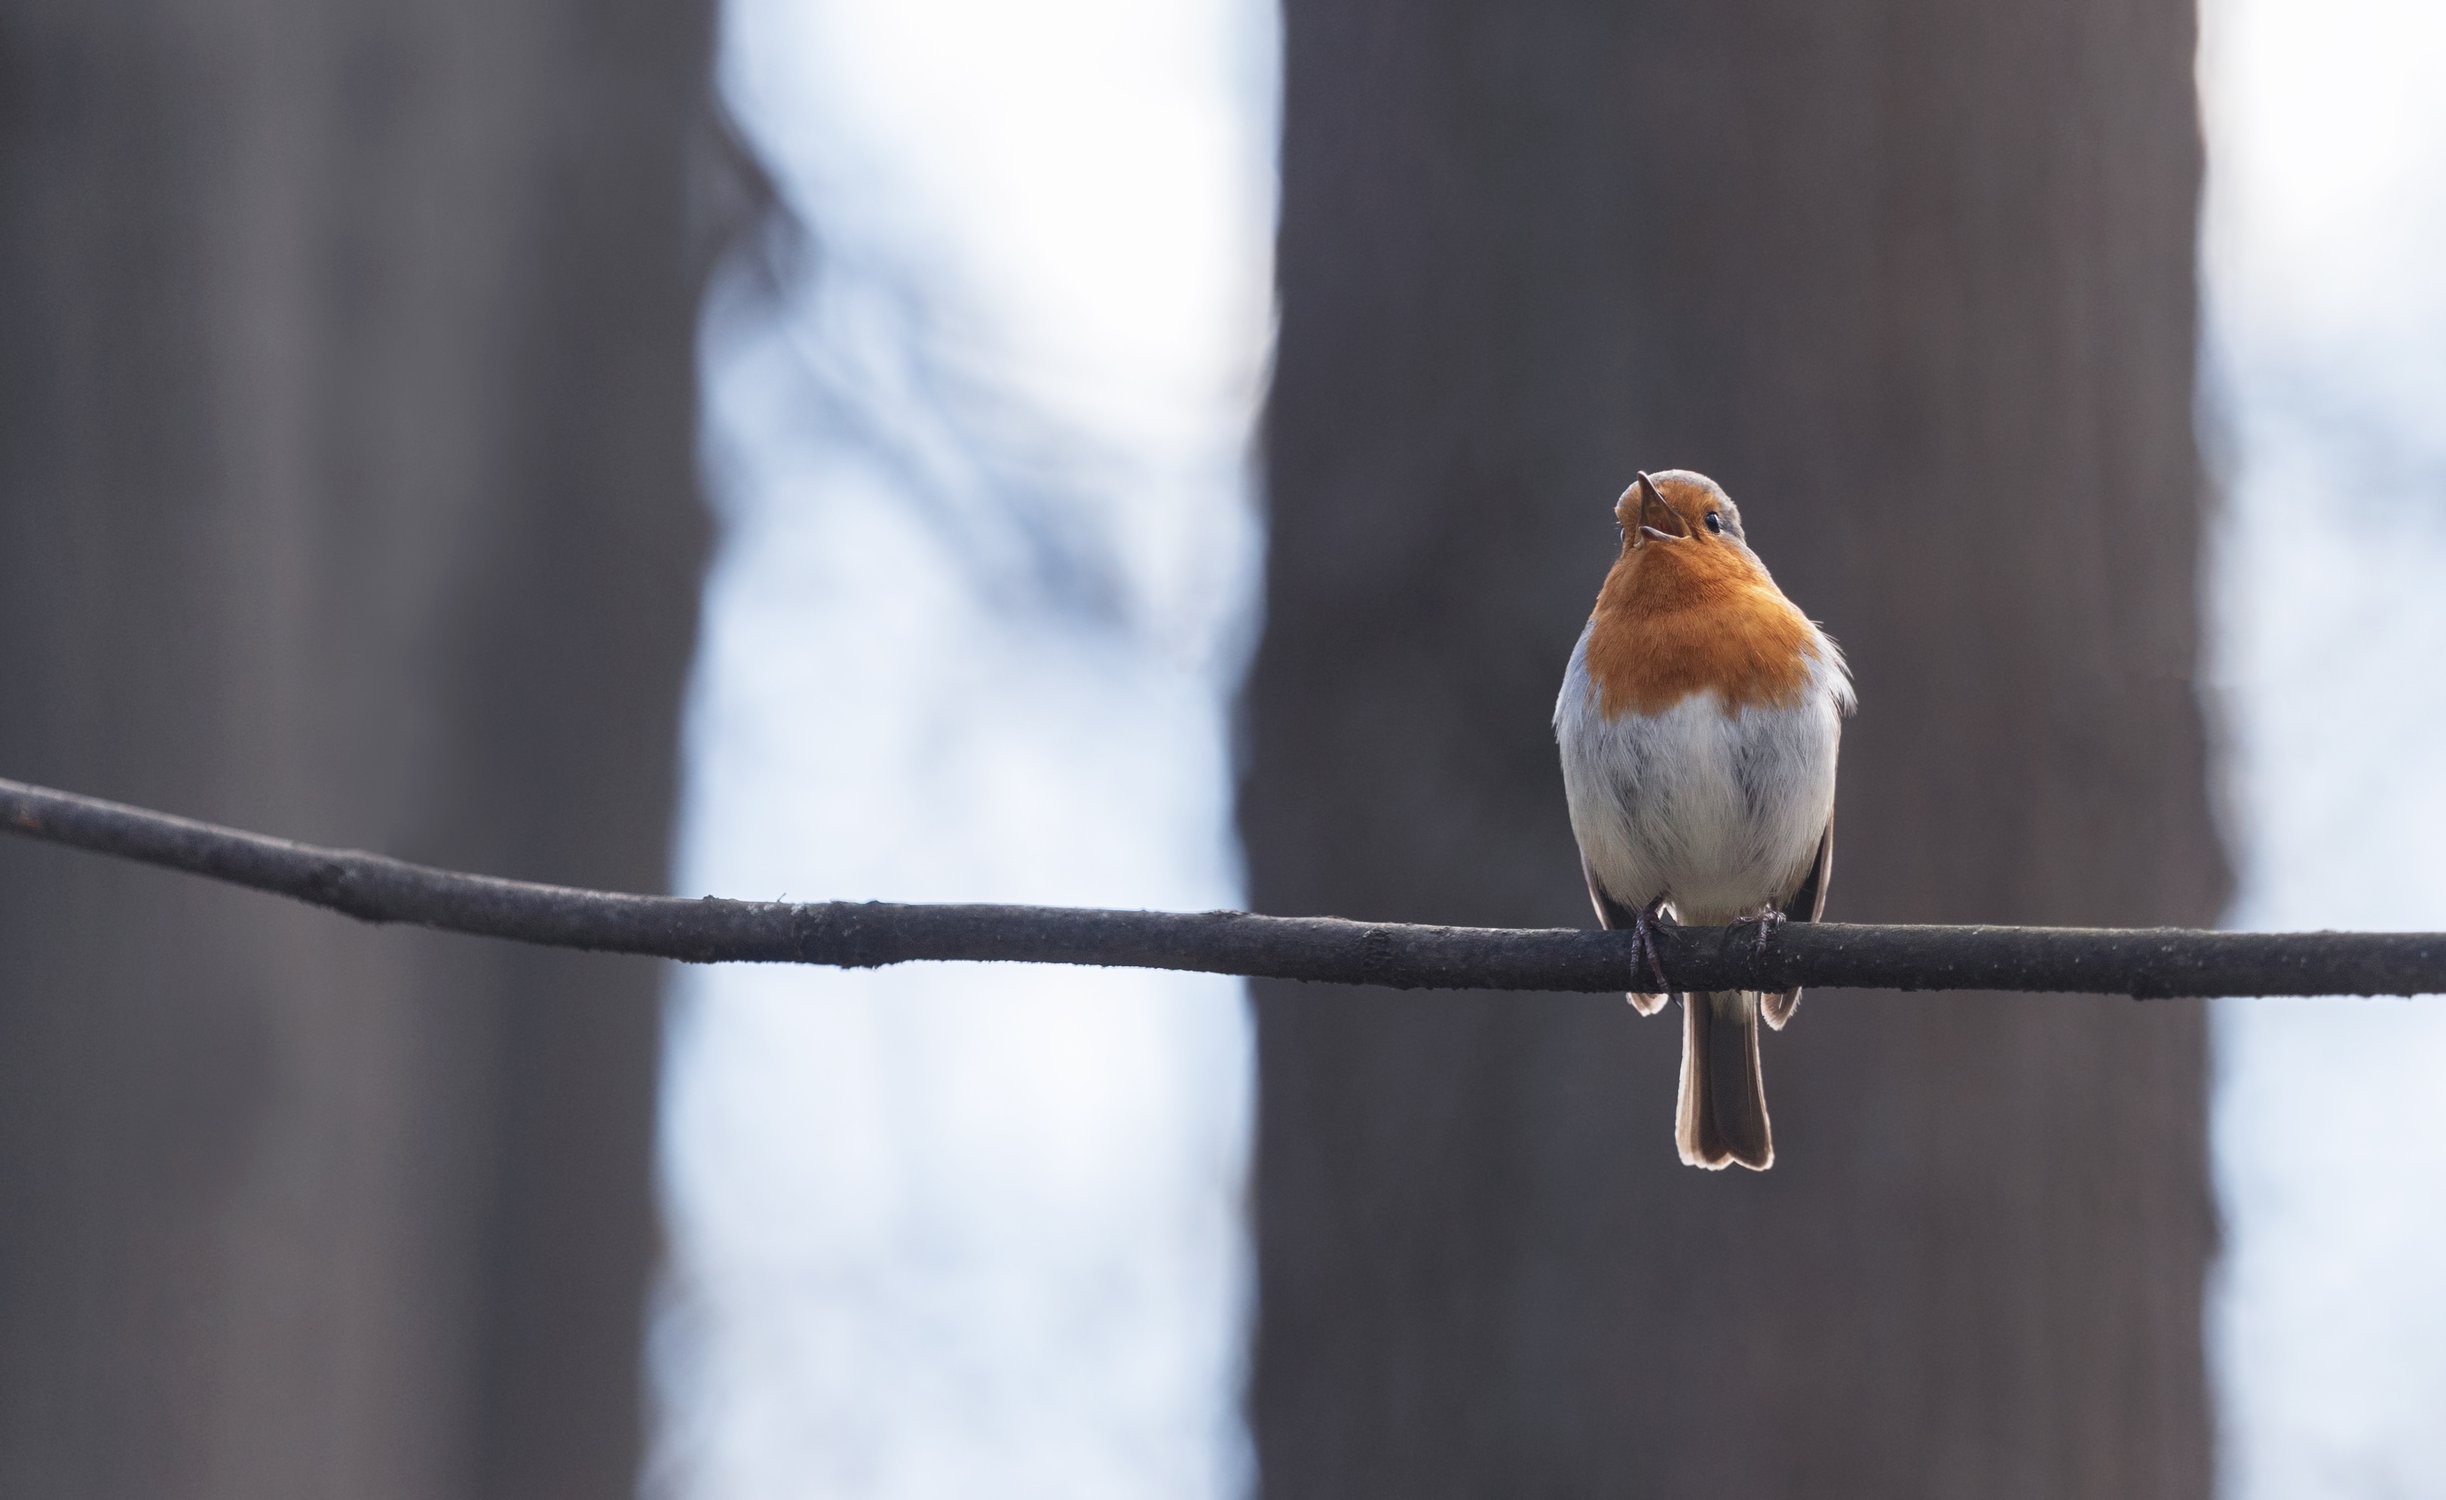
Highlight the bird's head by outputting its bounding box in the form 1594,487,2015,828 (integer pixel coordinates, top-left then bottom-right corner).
1604,469,1774,602
1614,469,1749,556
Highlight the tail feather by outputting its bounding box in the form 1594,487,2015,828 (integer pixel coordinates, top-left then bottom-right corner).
1675,990,1773,1171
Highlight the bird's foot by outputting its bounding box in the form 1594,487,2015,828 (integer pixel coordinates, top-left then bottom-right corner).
1629,899,1676,993
1730,909,1786,957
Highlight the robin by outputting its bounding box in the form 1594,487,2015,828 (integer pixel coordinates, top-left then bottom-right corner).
1554,470,1852,1170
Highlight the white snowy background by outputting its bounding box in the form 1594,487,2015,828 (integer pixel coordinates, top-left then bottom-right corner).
648,0,2446,1494
646,0,1275,1496
2202,2,2446,1496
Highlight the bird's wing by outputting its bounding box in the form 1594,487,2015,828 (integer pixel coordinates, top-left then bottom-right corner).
1583,857,1637,930
1584,856,1669,1016
1761,814,1832,1030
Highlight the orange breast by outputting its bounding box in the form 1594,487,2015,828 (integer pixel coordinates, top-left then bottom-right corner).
1583,552,1821,718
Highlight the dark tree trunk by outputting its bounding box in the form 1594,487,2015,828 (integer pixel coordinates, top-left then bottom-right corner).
0,3,714,1496
1242,2,2224,1496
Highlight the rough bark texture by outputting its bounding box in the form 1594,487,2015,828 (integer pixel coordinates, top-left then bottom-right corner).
1243,2,2224,1497
0,4,713,1496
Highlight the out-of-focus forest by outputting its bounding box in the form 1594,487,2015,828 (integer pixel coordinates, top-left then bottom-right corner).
1244,1,2220,1493
6,0,2439,1495
0,2,720,1493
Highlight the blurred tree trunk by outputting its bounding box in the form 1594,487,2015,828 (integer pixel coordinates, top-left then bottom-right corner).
1244,1,2223,1496
0,3,716,1496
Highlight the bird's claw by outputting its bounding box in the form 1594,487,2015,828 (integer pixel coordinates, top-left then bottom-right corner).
1630,899,1675,993
1732,909,1786,957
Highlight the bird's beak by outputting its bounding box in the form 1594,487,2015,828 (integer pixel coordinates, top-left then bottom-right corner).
1631,471,1686,547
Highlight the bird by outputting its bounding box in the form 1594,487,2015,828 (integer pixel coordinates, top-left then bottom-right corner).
1553,470,1852,1170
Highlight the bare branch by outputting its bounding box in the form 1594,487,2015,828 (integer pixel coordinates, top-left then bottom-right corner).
1,776,2438,997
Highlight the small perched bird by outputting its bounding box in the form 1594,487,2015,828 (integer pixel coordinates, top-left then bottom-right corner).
1554,471,1852,1170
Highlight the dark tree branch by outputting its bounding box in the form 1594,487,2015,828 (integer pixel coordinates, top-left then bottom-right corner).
1,775,2438,997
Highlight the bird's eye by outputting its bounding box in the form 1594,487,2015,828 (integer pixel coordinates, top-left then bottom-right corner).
1703,512,1724,535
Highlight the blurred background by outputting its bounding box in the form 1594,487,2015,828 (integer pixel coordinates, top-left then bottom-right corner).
1,0,2442,1497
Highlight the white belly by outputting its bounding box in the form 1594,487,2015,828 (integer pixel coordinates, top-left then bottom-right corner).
1553,621,1844,924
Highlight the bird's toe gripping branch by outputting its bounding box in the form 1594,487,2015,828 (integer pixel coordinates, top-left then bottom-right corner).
1732,908,1786,958
1629,898,1675,993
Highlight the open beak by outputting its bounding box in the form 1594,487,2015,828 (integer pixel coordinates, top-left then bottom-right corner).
1631,471,1687,547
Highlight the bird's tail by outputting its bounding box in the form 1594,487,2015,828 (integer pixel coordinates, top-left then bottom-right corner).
1676,990,1773,1170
